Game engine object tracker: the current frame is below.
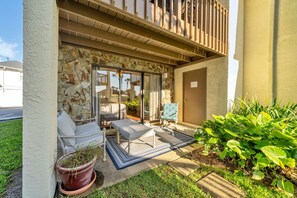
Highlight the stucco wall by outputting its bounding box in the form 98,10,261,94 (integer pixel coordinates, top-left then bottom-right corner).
58,45,174,120
175,57,228,125
275,1,297,103
243,0,275,104
243,0,297,104
23,0,58,197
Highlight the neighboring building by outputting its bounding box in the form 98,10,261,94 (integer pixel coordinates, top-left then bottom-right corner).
0,61,23,107
243,0,297,104
22,0,297,197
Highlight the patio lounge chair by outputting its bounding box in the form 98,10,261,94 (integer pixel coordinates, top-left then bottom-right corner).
57,110,106,161
160,103,178,127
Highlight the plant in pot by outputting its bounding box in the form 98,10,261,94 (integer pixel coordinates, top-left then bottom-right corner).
56,146,101,194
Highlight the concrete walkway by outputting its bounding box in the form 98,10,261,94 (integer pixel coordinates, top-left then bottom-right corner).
0,107,22,122
168,156,246,198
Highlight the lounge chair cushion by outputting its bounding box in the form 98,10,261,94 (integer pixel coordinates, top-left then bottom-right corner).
65,122,104,153
111,119,154,140
57,111,76,146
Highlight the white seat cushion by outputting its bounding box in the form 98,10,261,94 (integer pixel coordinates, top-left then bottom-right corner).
74,122,104,150
111,119,154,140
57,111,76,146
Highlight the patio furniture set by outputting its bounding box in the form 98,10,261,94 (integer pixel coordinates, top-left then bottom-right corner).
57,103,178,157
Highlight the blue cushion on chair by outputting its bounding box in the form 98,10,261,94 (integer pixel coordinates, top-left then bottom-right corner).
161,103,178,122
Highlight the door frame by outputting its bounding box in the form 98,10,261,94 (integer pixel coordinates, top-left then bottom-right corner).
91,64,162,123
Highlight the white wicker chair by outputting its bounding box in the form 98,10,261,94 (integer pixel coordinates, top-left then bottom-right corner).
57,110,106,161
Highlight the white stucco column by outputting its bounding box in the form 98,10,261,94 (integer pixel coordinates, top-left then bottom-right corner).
23,1,58,197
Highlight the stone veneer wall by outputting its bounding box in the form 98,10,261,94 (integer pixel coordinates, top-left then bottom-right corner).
58,45,174,120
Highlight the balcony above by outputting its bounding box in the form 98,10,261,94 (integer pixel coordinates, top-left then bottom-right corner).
58,0,228,66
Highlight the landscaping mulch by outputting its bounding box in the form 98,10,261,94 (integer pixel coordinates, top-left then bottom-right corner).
189,147,236,171
4,168,22,198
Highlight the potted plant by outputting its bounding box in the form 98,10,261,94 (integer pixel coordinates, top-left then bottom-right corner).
56,146,101,192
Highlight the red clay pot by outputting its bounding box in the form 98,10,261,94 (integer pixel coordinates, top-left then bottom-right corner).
56,153,97,191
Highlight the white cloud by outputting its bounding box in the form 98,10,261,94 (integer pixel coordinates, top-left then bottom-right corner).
0,38,17,60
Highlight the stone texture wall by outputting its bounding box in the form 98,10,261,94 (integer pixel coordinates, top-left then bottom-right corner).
58,45,174,120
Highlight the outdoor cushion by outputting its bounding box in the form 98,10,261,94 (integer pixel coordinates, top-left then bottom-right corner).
111,119,154,140
120,125,155,140
111,119,138,128
64,122,104,153
57,111,76,146
161,103,178,121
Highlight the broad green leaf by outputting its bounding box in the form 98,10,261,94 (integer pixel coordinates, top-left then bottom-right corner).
226,140,246,159
261,146,286,168
242,135,262,141
277,179,284,190
238,160,245,167
281,158,296,168
252,170,264,180
204,128,218,137
257,157,270,168
255,153,263,159
227,139,240,147
261,146,286,159
254,140,270,149
213,115,225,124
283,181,294,196
224,129,239,137
194,133,202,140
219,149,228,160
257,112,272,125
271,130,295,141
207,137,218,144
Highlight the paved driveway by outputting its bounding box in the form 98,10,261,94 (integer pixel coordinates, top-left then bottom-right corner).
0,107,23,121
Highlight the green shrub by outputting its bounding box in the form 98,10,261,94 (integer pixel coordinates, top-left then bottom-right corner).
195,98,297,196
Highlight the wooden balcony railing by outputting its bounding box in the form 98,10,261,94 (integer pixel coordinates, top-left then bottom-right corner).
99,0,228,55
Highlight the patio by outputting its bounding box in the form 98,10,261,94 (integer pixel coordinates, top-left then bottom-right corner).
56,123,200,196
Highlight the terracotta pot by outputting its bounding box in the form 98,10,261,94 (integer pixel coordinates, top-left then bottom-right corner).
56,153,97,191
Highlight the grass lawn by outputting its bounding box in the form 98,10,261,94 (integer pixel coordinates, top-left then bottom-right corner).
0,119,22,196
90,163,286,198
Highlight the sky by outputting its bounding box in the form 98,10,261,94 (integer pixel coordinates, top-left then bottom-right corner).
0,1,23,63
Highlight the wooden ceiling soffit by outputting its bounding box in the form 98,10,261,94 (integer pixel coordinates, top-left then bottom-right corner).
59,18,190,62
57,0,206,58
60,33,178,66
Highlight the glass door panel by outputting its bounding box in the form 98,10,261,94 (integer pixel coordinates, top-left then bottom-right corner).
121,71,142,122
143,74,161,121
92,68,121,126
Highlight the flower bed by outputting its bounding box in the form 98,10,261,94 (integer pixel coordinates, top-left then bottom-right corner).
195,99,297,196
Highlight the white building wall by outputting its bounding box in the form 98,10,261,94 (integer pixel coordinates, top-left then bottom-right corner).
0,68,23,107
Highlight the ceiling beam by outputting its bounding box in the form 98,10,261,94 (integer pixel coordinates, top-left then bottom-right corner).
60,33,178,66
175,55,220,69
57,0,207,58
59,18,191,62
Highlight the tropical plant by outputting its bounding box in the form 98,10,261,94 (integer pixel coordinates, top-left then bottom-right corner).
124,98,140,112
195,98,297,196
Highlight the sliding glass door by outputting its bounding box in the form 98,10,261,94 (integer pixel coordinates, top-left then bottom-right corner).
92,66,161,126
